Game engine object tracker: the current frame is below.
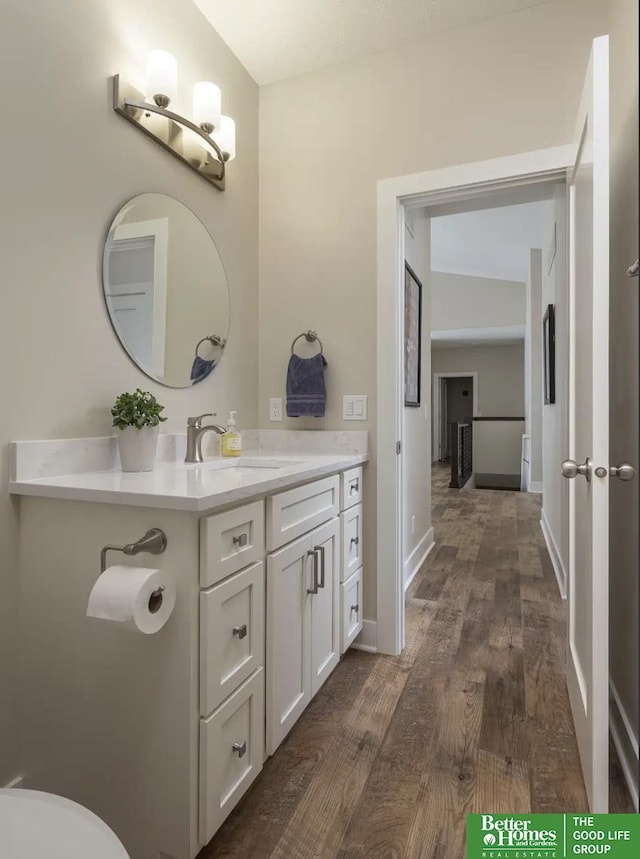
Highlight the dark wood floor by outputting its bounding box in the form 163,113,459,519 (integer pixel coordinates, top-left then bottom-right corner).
201,466,633,859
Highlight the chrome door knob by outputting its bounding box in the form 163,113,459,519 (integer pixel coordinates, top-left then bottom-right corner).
561,458,592,481
610,463,636,481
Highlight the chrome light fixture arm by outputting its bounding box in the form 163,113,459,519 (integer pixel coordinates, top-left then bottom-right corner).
112,75,227,191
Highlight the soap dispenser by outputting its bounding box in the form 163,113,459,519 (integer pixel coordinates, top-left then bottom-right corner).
221,411,242,457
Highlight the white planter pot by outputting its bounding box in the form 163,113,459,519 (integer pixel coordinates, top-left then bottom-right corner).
116,425,159,473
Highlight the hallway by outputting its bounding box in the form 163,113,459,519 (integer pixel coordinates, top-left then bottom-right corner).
202,466,631,859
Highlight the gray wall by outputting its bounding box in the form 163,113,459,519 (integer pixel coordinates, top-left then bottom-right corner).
525,249,544,487
432,344,525,474
431,272,526,332
609,0,639,784
258,0,608,619
541,188,570,582
432,344,525,417
0,0,259,785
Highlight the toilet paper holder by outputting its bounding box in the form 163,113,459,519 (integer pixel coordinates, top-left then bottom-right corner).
100,528,168,574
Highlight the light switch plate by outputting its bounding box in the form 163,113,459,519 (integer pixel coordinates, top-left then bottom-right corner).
343,395,368,421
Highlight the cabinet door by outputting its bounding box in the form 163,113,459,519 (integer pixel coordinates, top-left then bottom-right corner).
266,533,313,755
310,517,341,697
199,669,264,846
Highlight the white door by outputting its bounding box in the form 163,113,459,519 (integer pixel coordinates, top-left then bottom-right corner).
266,534,312,755
310,518,340,696
564,35,610,812
106,236,156,368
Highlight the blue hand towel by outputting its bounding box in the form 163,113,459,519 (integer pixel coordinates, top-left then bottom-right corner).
286,354,327,417
190,356,216,384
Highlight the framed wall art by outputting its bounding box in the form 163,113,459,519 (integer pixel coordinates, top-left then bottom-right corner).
543,303,556,405
404,262,422,407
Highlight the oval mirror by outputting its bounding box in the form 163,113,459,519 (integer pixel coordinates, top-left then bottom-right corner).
103,193,229,387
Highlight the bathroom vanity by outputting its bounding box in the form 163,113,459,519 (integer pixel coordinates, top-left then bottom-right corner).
10,432,367,859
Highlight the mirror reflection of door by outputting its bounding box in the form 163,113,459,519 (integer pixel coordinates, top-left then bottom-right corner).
106,218,168,379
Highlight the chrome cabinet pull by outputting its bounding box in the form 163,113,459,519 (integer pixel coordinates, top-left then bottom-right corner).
307,549,319,594
314,545,326,589
232,741,247,758
232,624,247,639
232,533,248,547
349,480,359,494
350,536,359,548
350,603,359,614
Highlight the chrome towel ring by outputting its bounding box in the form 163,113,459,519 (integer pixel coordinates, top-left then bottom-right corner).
291,330,323,356
195,335,226,357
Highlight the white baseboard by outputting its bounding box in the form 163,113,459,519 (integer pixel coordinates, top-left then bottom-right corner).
403,527,435,591
3,775,23,789
609,678,639,810
352,619,377,653
540,509,567,599
528,481,543,494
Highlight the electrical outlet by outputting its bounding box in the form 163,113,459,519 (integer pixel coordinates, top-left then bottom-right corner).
269,398,283,421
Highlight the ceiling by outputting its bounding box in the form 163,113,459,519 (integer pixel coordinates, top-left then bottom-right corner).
193,0,553,85
430,201,549,282
431,324,526,349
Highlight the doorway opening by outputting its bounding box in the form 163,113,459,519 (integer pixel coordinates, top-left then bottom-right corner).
376,146,573,654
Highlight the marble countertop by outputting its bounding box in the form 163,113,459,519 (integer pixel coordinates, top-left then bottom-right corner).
10,451,368,513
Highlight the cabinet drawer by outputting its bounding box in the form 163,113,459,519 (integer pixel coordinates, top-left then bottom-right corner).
200,500,265,588
340,503,363,582
340,467,363,510
267,475,339,551
341,568,363,653
200,562,265,716
200,669,264,846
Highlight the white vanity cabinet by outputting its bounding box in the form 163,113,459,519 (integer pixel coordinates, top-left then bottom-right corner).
12,444,366,859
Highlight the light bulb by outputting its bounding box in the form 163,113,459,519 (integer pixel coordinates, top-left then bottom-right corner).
146,50,177,108
213,115,236,162
193,81,222,134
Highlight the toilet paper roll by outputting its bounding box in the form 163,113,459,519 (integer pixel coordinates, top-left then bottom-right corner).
87,565,176,634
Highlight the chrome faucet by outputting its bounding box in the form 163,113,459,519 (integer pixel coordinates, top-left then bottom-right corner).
185,414,226,463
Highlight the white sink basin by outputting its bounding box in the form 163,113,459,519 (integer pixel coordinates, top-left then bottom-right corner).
186,457,306,471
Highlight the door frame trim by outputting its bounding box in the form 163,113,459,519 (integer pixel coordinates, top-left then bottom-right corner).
376,144,575,656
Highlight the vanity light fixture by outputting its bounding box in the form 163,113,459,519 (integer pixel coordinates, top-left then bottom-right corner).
112,50,236,191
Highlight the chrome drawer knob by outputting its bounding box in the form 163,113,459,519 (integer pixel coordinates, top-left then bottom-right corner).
350,536,359,547
350,604,359,614
232,741,247,758
232,624,247,639
232,533,248,547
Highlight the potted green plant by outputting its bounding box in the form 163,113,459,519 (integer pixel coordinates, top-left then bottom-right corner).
111,389,167,472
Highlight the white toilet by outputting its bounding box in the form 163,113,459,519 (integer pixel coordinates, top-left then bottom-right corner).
0,789,130,859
